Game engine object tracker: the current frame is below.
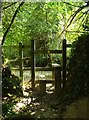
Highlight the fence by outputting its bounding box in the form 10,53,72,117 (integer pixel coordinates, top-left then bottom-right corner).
3,39,72,95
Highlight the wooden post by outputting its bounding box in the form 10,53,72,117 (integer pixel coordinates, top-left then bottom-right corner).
62,39,66,91
19,42,23,81
39,80,46,95
31,40,35,90
0,44,2,116
55,67,61,95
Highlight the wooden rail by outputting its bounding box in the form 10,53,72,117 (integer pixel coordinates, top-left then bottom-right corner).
12,67,55,71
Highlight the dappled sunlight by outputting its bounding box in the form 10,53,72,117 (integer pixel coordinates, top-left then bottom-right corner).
13,102,26,113
23,91,29,96
3,90,61,118
46,84,55,94
2,2,89,119
10,97,32,114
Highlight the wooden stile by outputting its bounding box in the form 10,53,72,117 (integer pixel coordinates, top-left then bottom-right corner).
4,39,72,95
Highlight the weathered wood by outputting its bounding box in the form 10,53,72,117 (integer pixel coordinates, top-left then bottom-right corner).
19,42,23,81
3,40,72,93
52,63,60,79
31,40,35,90
49,50,62,54
37,80,54,84
39,80,46,95
35,50,62,54
34,50,48,54
39,80,54,94
66,44,72,48
12,67,55,71
62,39,66,91
55,67,61,95
36,67,54,71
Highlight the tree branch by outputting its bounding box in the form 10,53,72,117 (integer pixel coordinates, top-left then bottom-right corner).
66,30,89,33
2,2,24,45
62,1,81,8
66,3,89,28
3,2,17,10
57,3,89,38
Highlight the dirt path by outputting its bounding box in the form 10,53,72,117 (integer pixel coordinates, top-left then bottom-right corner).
24,90,61,118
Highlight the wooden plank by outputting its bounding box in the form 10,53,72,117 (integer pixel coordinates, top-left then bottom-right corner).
12,67,67,72
35,67,54,71
36,80,54,84
11,67,55,71
12,67,31,70
49,50,62,54
35,50,48,54
66,44,72,48
34,50,62,54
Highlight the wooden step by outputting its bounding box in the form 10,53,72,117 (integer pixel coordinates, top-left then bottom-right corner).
37,80,55,95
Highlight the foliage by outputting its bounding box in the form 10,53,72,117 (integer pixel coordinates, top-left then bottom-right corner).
2,64,23,97
64,33,89,104
83,13,89,31
36,54,50,67
2,2,89,67
2,64,23,119
2,102,15,118
3,2,88,47
4,113,35,120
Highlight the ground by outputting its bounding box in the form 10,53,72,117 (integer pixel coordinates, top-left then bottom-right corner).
4,88,88,119
6,70,88,119
13,81,61,119
63,97,89,118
